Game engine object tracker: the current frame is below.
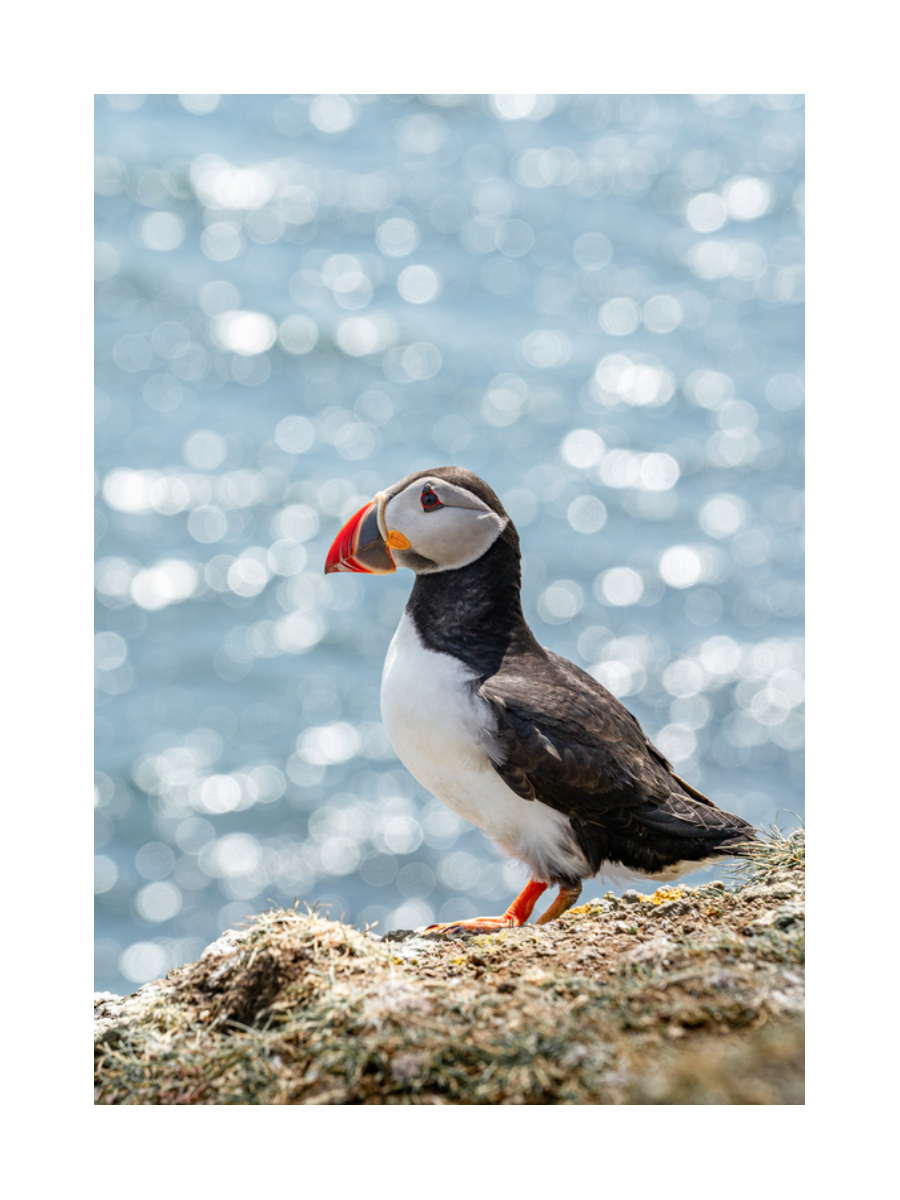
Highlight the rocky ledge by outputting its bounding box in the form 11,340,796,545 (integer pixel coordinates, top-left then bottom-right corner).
95,827,804,1104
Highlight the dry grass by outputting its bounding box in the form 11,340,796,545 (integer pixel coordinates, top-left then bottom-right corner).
95,827,804,1105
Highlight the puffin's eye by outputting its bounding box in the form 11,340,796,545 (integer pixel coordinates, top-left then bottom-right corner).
420,486,442,511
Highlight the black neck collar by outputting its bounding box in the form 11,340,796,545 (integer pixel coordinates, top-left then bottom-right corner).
404,525,539,677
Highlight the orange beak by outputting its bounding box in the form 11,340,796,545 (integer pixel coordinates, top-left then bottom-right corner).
325,493,406,575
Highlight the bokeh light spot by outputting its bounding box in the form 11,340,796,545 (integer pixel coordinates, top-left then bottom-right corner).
766,373,804,410
183,430,227,471
723,177,772,220
596,567,645,606
560,429,605,469
141,212,185,252
567,495,607,534
119,942,167,984
278,314,319,355
599,298,640,336
685,369,735,409
376,217,419,257
113,335,153,373
199,280,240,316
136,880,183,921
210,311,277,355
309,94,358,133
200,223,243,261
179,94,220,115
274,416,315,455
95,632,128,670
497,219,534,258
537,580,584,624
642,295,682,333
95,242,120,281
131,560,201,610
521,330,571,369
655,724,697,763
639,454,680,491
397,265,441,304
338,314,398,357
658,546,705,588
573,232,613,270
686,193,728,233
490,94,555,121
94,856,118,894
699,494,749,538
188,507,228,544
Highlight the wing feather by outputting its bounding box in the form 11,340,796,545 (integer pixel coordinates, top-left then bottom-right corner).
477,648,753,855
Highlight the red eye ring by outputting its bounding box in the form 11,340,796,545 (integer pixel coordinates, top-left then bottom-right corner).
421,486,442,511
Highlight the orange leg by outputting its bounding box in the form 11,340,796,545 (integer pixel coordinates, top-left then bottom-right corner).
535,883,582,924
423,879,548,936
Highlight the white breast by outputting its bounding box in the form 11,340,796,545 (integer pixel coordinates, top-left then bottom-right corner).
380,611,589,883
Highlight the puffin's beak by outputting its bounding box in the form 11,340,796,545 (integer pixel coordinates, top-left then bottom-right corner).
324,493,406,575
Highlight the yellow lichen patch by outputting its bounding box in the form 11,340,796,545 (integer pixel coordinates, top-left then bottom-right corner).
639,887,685,906
450,957,467,966
471,931,510,949
568,904,596,916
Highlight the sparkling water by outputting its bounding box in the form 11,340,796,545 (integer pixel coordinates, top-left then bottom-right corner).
95,94,804,994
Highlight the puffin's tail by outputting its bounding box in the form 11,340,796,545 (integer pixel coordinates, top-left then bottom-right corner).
669,771,758,855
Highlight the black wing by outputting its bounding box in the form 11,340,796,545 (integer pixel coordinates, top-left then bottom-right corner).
478,648,755,877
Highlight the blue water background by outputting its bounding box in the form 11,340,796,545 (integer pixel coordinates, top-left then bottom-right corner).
94,93,804,994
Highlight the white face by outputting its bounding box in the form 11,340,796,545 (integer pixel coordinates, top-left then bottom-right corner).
383,477,507,573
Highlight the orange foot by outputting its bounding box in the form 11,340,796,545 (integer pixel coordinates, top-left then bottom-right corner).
423,881,583,937
424,915,518,936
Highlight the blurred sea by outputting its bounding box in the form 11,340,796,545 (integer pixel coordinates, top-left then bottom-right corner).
94,93,804,995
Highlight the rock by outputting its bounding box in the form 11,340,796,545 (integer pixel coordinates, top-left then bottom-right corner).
744,901,805,935
625,934,675,964
741,882,801,902
93,991,122,1007
200,928,246,959
94,828,806,1105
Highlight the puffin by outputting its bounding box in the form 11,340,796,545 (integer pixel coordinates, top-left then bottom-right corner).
324,466,755,934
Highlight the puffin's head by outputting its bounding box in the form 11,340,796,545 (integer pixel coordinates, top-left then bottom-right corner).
324,467,510,576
